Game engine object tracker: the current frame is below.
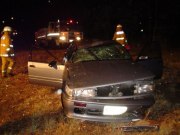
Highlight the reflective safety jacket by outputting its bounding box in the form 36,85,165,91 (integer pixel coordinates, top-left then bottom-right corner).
113,29,127,46
0,33,14,57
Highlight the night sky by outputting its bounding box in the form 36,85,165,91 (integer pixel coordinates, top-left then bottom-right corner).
0,0,180,49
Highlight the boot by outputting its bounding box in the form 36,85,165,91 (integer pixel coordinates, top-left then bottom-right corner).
1,74,7,78
7,73,15,77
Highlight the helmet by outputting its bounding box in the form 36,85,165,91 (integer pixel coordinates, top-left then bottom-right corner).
3,26,12,32
117,24,122,28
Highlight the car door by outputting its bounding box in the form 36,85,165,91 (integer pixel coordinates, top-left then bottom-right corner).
28,61,64,88
28,44,65,88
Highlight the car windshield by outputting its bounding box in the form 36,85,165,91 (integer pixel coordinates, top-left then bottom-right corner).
72,43,131,63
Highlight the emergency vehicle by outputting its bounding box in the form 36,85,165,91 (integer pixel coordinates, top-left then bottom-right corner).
35,19,83,47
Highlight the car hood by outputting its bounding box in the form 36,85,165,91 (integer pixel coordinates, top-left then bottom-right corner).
66,60,154,88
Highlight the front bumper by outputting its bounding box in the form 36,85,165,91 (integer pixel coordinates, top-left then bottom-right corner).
62,93,155,122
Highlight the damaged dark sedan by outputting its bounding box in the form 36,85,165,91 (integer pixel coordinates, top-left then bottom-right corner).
28,40,156,122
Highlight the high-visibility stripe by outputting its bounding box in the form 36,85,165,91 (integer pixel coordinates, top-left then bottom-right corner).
1,36,5,40
116,37,124,40
116,31,124,35
8,67,12,69
1,44,6,47
0,44,13,47
1,54,9,57
2,70,6,73
0,53,15,57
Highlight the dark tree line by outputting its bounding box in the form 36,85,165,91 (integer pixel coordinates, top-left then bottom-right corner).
1,0,179,49
81,0,180,48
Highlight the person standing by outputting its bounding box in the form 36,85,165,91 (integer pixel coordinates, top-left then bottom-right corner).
0,26,15,77
113,24,127,46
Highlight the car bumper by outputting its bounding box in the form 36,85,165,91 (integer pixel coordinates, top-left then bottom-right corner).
62,93,155,122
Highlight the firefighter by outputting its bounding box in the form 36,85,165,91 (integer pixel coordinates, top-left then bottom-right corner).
113,24,127,46
0,26,15,77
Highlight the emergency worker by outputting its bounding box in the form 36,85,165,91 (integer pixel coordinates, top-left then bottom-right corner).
113,24,127,46
0,26,15,77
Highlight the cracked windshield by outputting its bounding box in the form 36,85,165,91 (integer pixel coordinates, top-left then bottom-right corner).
72,44,131,63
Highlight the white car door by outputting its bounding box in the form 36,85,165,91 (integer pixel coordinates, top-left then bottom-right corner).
28,61,65,88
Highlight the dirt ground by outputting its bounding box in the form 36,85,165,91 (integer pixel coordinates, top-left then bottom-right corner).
0,48,180,135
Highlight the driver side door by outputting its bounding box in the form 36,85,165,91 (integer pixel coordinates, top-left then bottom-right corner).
28,61,64,88
28,45,65,88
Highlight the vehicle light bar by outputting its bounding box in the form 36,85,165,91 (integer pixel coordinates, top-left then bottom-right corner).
47,33,60,37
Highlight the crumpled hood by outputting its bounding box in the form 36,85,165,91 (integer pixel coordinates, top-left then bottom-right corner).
66,60,154,89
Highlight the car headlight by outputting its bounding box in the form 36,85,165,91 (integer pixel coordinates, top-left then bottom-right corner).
76,36,81,41
74,88,97,97
69,39,74,42
134,83,154,94
65,85,97,97
60,36,66,41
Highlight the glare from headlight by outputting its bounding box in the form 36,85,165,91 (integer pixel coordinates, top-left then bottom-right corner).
74,88,97,97
134,84,154,94
69,39,74,42
76,36,81,41
60,36,66,41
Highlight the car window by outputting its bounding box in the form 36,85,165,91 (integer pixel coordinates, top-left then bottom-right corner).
71,49,96,63
29,45,64,63
72,44,131,63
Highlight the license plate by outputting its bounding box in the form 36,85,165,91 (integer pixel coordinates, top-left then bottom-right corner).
103,106,127,115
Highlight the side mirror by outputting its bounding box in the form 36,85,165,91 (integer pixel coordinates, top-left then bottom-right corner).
49,61,57,69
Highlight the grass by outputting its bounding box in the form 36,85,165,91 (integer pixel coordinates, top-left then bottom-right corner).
0,48,180,135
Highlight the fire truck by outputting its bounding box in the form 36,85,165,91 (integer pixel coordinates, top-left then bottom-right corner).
35,19,83,47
